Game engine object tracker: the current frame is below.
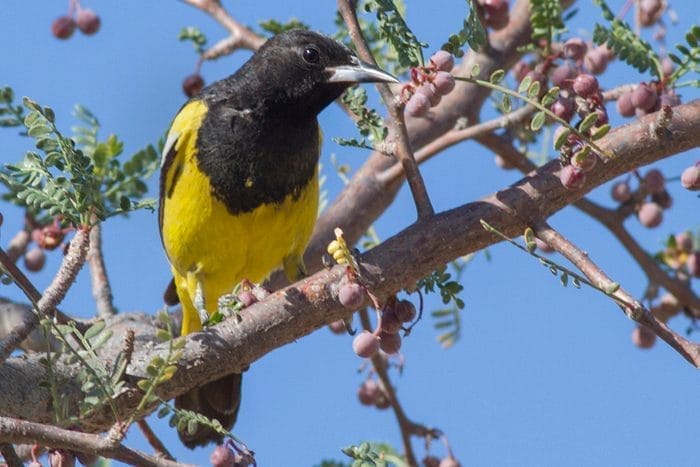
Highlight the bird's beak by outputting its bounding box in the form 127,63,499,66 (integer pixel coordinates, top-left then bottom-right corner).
326,56,399,84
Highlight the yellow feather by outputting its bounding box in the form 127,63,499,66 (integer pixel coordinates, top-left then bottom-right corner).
161,100,319,334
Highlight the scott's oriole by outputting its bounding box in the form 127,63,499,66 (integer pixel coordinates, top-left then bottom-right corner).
159,29,397,448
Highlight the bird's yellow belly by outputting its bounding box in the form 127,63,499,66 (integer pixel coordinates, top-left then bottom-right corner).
161,153,318,332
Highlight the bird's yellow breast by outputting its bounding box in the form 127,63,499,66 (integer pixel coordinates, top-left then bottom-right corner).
160,100,318,333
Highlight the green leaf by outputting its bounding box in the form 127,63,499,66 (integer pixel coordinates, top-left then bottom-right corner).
579,112,599,134
84,321,106,340
518,75,533,94
490,69,505,84
554,127,571,150
530,111,546,131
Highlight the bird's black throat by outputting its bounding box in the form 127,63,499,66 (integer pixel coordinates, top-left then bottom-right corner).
196,98,320,215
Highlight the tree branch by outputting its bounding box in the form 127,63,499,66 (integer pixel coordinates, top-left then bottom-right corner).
2,99,698,429
0,417,191,467
336,0,434,219
88,223,115,318
182,0,264,58
0,228,90,363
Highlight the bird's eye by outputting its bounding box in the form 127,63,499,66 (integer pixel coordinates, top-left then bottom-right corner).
302,47,320,64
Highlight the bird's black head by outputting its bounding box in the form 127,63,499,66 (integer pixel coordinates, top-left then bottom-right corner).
232,30,398,118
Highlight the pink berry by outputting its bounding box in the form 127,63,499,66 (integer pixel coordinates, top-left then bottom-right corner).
353,331,379,358
183,74,204,98
406,92,431,117
644,169,665,194
661,57,675,77
24,248,46,272
439,456,462,467
51,16,75,40
616,92,635,117
433,71,456,95
631,83,658,111
675,232,694,253
482,0,510,29
686,252,700,277
651,190,672,210
559,164,586,190
338,282,365,310
551,96,575,121
563,38,587,60
584,47,610,75
637,202,663,228
379,331,402,354
328,319,346,334
550,64,577,88
632,325,656,349
611,181,632,203
358,379,380,405
680,164,700,191
380,308,403,334
394,300,417,323
417,83,441,106
210,445,235,467
594,107,609,125
572,74,599,97
76,8,100,35
431,50,455,72
238,290,257,307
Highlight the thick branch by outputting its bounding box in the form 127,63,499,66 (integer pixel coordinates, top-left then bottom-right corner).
2,99,699,429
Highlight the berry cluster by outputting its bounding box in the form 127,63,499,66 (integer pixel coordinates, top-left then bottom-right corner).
22,217,72,273
351,298,416,359
616,82,680,118
51,1,100,40
403,51,456,118
610,168,673,229
357,378,390,410
514,36,618,190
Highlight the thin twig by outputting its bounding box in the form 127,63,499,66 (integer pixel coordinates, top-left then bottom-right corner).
137,419,174,461
182,0,265,58
88,223,115,318
0,229,90,363
5,228,30,263
337,0,434,219
533,222,700,366
359,310,440,467
476,132,700,314
0,417,191,467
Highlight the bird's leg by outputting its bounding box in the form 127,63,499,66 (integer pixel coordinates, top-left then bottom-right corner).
188,270,209,326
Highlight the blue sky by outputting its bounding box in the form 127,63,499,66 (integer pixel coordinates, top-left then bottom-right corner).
1,1,699,466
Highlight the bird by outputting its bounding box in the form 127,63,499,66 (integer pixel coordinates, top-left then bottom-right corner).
158,29,398,448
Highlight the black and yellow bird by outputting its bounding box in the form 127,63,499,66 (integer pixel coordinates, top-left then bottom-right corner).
158,30,397,448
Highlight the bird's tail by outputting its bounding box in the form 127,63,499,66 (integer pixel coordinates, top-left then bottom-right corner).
175,372,242,449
